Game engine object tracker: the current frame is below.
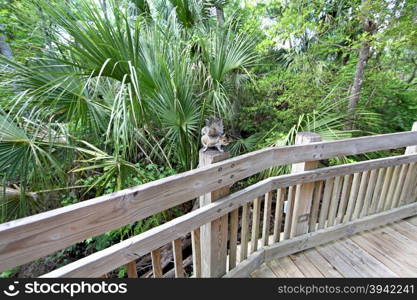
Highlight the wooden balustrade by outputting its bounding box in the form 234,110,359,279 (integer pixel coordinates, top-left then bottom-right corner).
0,124,416,278
39,152,417,278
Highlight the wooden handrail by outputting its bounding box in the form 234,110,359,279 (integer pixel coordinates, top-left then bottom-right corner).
41,153,417,277
0,131,417,273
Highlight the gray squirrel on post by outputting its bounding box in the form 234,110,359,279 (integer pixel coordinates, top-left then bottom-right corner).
201,117,230,152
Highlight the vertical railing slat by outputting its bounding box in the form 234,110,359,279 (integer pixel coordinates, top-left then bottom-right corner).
361,169,378,217
151,248,163,278
261,191,273,247
369,168,385,214
343,172,361,222
250,197,262,253
309,181,323,232
318,178,334,229
228,209,239,270
273,188,285,242
172,238,184,278
327,176,343,227
126,261,138,278
352,171,369,220
283,185,296,240
400,163,416,205
335,175,351,225
384,165,401,210
379,167,394,212
391,164,409,209
240,203,250,261
191,228,201,278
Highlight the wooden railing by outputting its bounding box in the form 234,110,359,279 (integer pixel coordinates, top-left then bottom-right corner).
0,123,416,278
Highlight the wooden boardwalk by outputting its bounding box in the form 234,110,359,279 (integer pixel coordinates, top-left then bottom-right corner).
251,216,417,278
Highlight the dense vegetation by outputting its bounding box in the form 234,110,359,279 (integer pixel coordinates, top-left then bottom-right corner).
0,0,416,277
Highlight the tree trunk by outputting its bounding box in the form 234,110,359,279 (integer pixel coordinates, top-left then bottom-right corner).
346,41,371,129
346,0,376,130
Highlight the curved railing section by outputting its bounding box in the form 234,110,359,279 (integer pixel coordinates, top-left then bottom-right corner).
0,124,416,278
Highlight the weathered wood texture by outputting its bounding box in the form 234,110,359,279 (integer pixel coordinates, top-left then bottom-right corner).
335,175,351,224
283,186,295,240
191,228,201,277
261,192,273,247
19,154,417,277
290,132,322,237
273,188,285,242
43,193,417,278
318,178,334,229
126,261,138,278
250,196,262,253
327,176,343,226
240,203,250,261
2,131,417,272
228,208,239,270
264,202,417,261
172,238,184,278
405,122,417,154
309,181,323,232
199,150,230,278
151,249,163,278
230,205,417,278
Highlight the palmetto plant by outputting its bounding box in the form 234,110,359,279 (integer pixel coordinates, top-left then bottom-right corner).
0,112,69,220
0,0,257,220
263,97,381,177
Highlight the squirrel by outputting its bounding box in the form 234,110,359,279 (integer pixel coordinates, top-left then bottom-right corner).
201,117,230,152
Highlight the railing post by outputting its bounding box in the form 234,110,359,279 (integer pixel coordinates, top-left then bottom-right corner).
405,122,417,154
290,132,322,237
404,122,417,203
198,149,230,277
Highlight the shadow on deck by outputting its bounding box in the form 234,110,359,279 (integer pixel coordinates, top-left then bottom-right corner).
251,216,417,278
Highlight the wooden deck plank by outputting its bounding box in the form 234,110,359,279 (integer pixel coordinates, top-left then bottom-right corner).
281,256,305,277
405,215,417,226
359,230,417,274
315,243,362,277
267,256,304,278
390,221,417,243
250,263,276,278
302,249,343,278
251,215,417,278
349,234,417,277
379,226,417,248
338,238,398,277
266,259,287,277
328,241,377,277
289,252,324,277
251,263,276,278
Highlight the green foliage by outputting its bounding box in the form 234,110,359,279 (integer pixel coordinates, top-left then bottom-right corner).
0,112,70,220
0,267,19,278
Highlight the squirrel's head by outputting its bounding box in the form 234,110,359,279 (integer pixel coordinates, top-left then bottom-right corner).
219,134,230,146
